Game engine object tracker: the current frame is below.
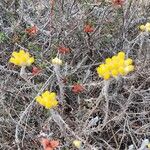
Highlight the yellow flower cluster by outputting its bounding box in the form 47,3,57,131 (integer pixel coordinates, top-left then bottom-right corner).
52,57,62,65
96,52,134,80
9,50,34,67
73,140,82,149
139,22,150,32
36,91,58,109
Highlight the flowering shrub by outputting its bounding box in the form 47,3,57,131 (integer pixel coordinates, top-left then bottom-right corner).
9,49,34,67
96,51,134,80
139,22,150,32
36,91,58,109
2,1,148,149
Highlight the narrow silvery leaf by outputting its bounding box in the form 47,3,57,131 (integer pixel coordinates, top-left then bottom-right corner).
88,116,99,127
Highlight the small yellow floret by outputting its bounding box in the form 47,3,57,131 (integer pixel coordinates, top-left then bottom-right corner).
96,67,103,77
146,26,150,32
105,58,112,64
99,64,105,69
124,58,133,66
118,67,126,75
139,25,146,31
36,91,58,109
145,22,150,28
112,60,119,69
119,59,124,66
73,140,82,149
117,51,125,59
124,65,134,74
112,56,117,61
9,50,34,67
103,72,110,80
52,57,62,65
107,64,114,70
111,69,118,77
139,22,150,32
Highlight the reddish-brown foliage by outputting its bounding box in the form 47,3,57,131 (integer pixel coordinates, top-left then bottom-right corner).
32,66,41,75
40,138,59,150
58,46,70,54
72,83,84,94
84,24,94,33
25,25,38,36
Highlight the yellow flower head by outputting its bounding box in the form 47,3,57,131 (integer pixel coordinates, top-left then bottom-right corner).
9,50,34,67
139,25,146,31
139,22,150,32
124,65,134,74
73,140,82,149
52,57,62,65
117,51,125,59
145,22,150,32
36,91,58,109
124,58,133,66
105,58,111,64
96,51,134,80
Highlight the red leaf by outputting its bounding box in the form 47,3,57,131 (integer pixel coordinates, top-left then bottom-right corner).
72,84,84,94
112,0,124,6
58,46,70,54
25,25,38,36
32,66,41,75
84,24,94,33
40,138,59,150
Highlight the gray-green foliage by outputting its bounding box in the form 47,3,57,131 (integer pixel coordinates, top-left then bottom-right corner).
0,32,7,43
